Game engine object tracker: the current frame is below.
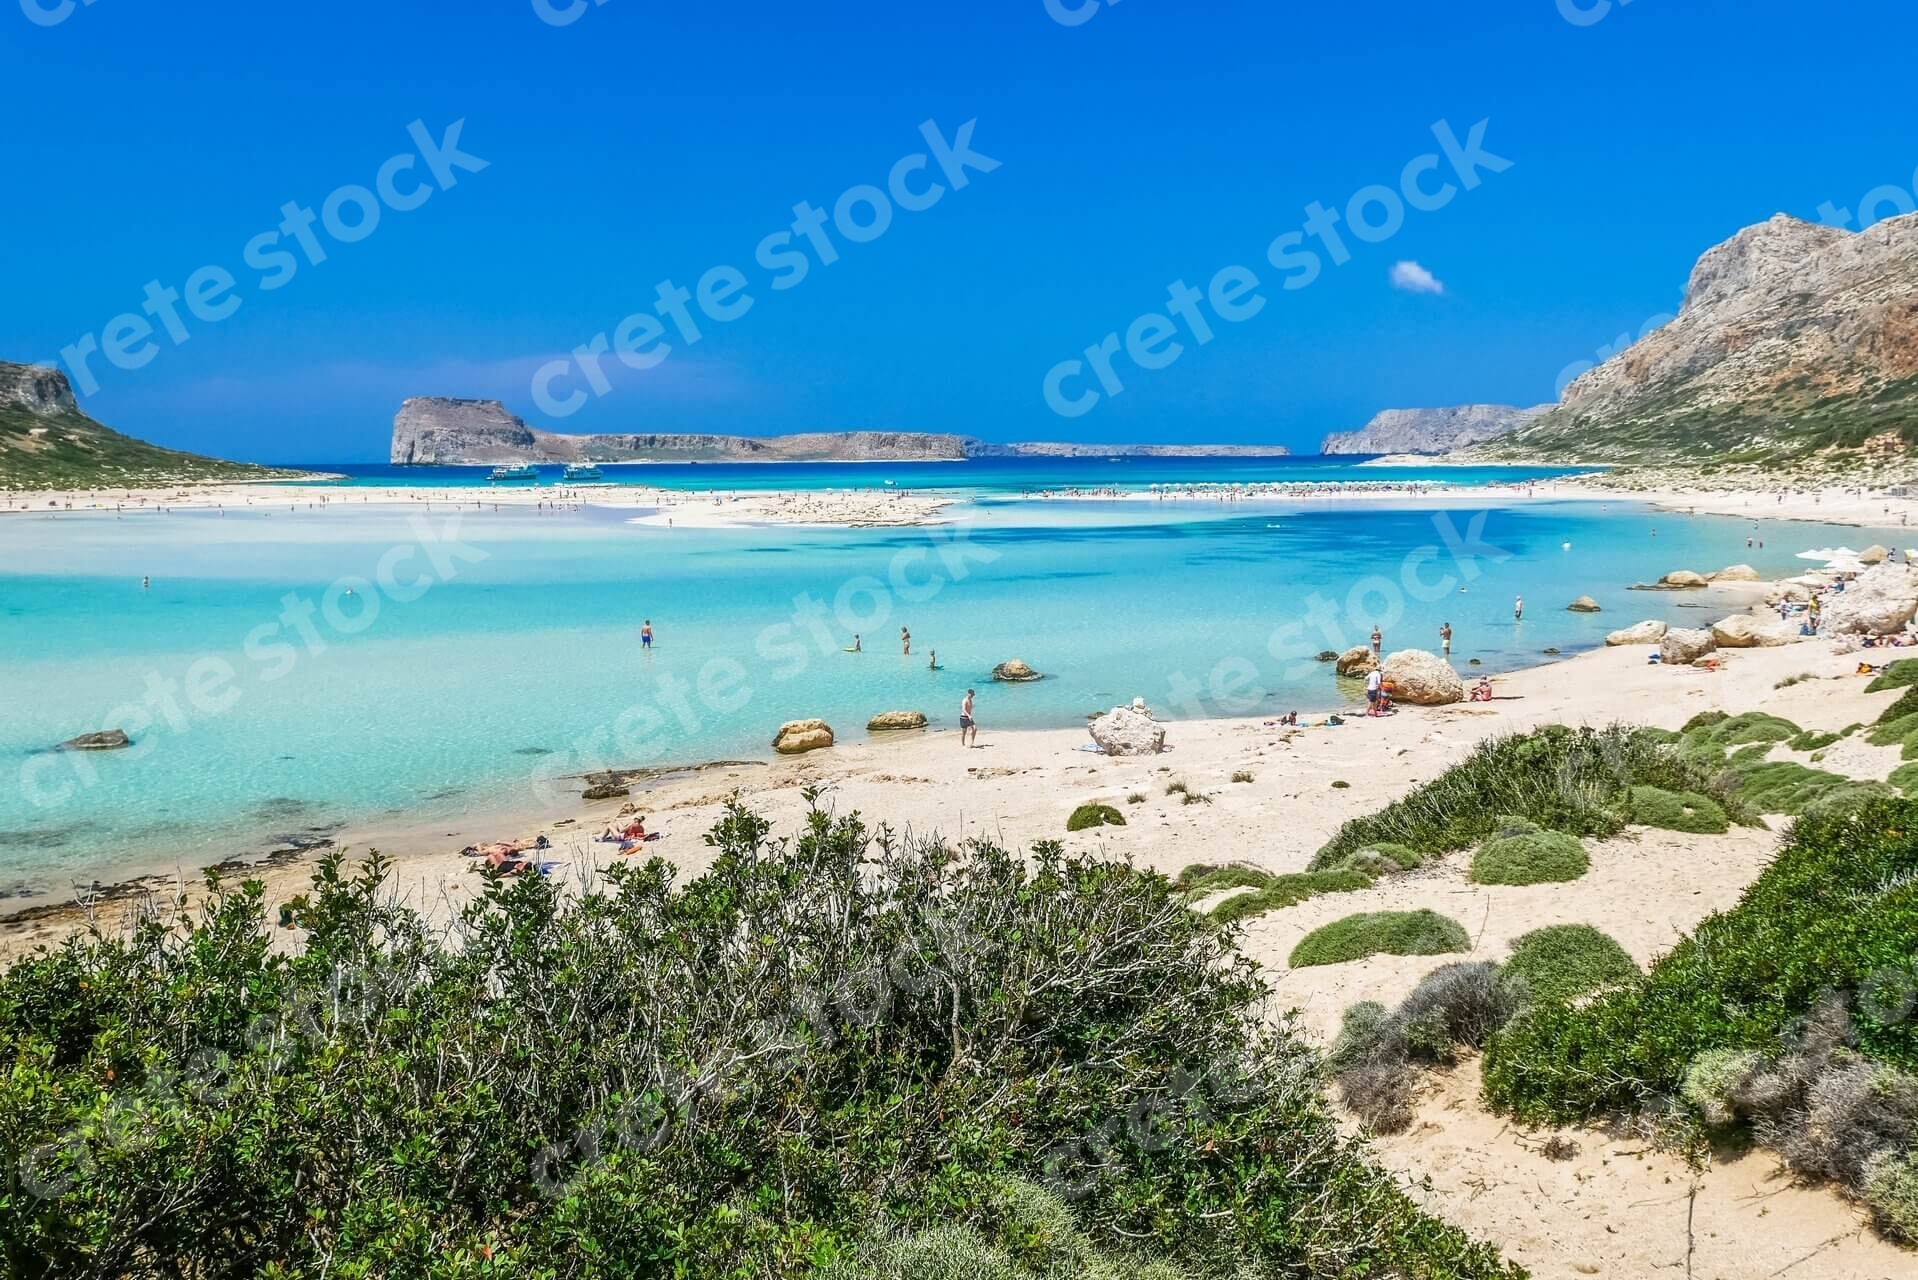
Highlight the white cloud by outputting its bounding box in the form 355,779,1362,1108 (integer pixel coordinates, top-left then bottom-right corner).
1389,260,1445,295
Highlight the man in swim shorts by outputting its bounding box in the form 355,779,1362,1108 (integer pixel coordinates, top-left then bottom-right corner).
960,689,976,747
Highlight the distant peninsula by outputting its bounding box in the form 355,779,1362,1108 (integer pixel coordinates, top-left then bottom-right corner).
390,398,1291,465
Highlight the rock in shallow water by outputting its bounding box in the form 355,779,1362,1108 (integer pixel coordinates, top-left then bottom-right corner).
773,719,835,754
991,659,1043,683
60,729,130,751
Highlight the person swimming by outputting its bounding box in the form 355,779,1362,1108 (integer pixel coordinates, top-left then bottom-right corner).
847,635,862,653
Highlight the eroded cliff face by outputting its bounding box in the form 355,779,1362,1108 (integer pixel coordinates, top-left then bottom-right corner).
1482,212,1918,462
390,398,541,464
0,362,80,417
1320,405,1547,455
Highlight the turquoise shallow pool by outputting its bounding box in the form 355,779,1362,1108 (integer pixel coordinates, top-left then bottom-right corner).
0,485,1892,889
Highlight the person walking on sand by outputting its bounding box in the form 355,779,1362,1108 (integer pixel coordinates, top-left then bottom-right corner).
1370,625,1383,658
901,626,911,656
641,620,654,650
1440,622,1453,656
960,689,977,747
1514,595,1524,622
1365,667,1384,716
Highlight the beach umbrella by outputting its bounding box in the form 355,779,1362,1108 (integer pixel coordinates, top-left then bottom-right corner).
1796,547,1862,563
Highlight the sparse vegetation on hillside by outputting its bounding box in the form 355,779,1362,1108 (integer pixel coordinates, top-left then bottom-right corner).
1289,910,1470,969
0,397,292,491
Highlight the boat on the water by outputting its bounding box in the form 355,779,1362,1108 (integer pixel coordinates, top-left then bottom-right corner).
562,463,604,482
488,464,539,483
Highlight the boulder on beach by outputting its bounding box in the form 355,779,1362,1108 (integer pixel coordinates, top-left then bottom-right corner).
1712,564,1762,582
1659,570,1710,589
867,710,928,732
1381,649,1465,706
1606,619,1668,646
773,719,835,754
1860,545,1891,565
1822,563,1918,635
1088,706,1167,757
1567,596,1602,613
1661,627,1717,665
59,729,130,751
1335,646,1379,677
1710,614,1797,648
581,777,630,802
1766,580,1815,605
991,659,1044,683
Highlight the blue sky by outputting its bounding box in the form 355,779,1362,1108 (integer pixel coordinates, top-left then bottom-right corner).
3,0,1915,462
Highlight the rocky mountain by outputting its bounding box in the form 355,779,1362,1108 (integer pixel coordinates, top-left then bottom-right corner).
1319,405,1548,455
390,398,1290,464
1473,212,1918,464
0,361,287,490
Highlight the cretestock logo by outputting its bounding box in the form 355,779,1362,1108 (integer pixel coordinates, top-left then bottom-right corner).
532,0,610,26
54,120,488,397
1045,0,1123,26
1042,119,1511,419
1557,0,1638,27
19,0,94,27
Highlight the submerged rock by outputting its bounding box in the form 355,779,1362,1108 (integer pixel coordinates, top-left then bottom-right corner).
60,729,130,751
1381,649,1464,706
773,719,835,754
1606,619,1668,646
1335,646,1379,678
1315,650,1340,663
991,659,1044,683
1088,706,1166,756
1567,596,1602,613
581,777,630,802
867,710,928,732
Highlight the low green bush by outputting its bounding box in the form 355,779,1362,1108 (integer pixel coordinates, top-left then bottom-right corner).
1482,798,1918,1127
1628,785,1730,834
1312,724,1746,869
1290,910,1470,968
1331,963,1520,1134
1867,659,1918,693
1208,871,1372,924
1066,803,1126,832
1673,711,1802,765
1891,762,1918,796
1723,758,1894,816
0,801,1523,1279
1471,830,1590,886
1501,925,1639,1006
1789,729,1845,752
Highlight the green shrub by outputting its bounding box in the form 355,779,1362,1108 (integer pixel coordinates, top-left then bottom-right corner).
1482,798,1918,1126
1175,863,1271,895
1502,925,1639,1006
1290,910,1471,968
1208,871,1372,924
1628,785,1730,833
1723,757,1895,816
1891,762,1918,796
1066,803,1126,832
1312,724,1746,869
1674,711,1803,766
1864,1149,1918,1244
1332,842,1426,878
1330,964,1521,1134
1867,659,1918,693
1879,684,1918,726
0,801,1523,1279
1679,1048,1765,1128
1471,830,1590,886
1789,729,1845,752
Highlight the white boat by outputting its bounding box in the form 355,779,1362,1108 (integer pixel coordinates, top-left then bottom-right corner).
562,464,604,482
488,464,539,483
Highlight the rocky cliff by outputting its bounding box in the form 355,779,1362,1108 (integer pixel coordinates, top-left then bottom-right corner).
0,361,287,490
390,398,1291,464
1474,212,1918,464
1320,405,1548,455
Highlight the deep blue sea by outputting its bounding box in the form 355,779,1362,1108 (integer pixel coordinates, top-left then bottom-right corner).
0,458,1896,890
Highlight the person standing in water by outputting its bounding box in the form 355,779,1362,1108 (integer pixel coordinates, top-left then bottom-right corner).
928,649,939,671
960,689,976,747
901,626,911,656
641,620,654,650
1440,622,1453,655
1370,625,1383,658
1514,595,1524,622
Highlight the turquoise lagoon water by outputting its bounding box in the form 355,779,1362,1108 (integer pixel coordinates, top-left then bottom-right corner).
0,465,1899,891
